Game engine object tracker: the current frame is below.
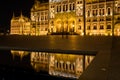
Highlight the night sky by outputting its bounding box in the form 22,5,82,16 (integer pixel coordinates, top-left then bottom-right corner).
0,0,48,31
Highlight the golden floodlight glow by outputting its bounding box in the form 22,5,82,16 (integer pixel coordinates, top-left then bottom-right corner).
10,0,120,36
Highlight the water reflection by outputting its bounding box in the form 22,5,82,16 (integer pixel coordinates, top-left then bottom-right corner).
11,50,29,60
11,50,95,79
31,52,49,73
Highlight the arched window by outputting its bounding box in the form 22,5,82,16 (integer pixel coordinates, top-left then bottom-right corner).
108,8,111,15
66,4,68,11
78,25,81,30
78,19,81,22
100,25,104,29
63,63,65,69
88,10,90,17
118,7,120,13
118,17,120,20
96,10,98,16
73,3,75,10
66,64,68,70
57,62,59,68
93,25,97,30
102,9,105,15
107,25,111,29
93,10,95,16
70,4,72,10
59,62,61,69
69,64,72,70
87,26,90,30
73,64,75,71
99,9,101,15
63,5,65,11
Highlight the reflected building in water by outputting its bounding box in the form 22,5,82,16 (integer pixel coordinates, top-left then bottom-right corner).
49,53,84,78
49,53,94,78
30,52,49,72
11,50,30,60
30,51,95,79
11,50,95,79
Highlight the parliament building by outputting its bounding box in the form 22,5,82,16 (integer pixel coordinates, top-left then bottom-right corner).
10,0,120,36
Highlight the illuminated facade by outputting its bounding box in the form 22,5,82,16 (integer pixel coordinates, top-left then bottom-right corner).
48,0,84,35
31,0,49,35
86,0,120,36
10,13,31,35
10,0,120,36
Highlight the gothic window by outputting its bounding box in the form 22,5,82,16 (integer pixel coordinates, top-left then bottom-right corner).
73,21,75,25
51,21,54,26
118,7,120,13
57,6,59,12
77,1,80,4
59,62,61,69
51,5,54,8
59,6,61,12
106,17,111,21
73,3,75,10
45,16,47,20
57,5,61,12
78,19,81,22
99,9,101,15
102,9,105,15
70,64,72,70
70,4,72,10
100,18,104,21
93,10,95,16
107,25,111,29
63,63,65,69
57,62,59,68
80,1,82,4
108,8,111,15
87,19,90,22
100,25,104,29
87,26,90,30
66,4,68,11
118,17,120,20
88,10,90,17
93,25,97,30
66,64,68,70
41,16,44,20
73,64,75,71
63,5,65,11
96,10,98,16
78,25,81,30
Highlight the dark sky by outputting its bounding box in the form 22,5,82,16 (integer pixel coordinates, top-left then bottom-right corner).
0,0,48,30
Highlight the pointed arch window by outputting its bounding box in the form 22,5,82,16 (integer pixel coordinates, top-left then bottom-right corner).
63,5,65,11
108,8,111,15
118,7,120,13
100,25,104,29
87,26,90,30
107,25,111,29
73,3,75,10
88,10,90,17
93,25,97,30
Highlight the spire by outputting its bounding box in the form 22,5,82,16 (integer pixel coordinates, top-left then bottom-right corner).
34,0,40,9
35,0,40,4
35,0,40,5
12,12,15,19
20,10,23,18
